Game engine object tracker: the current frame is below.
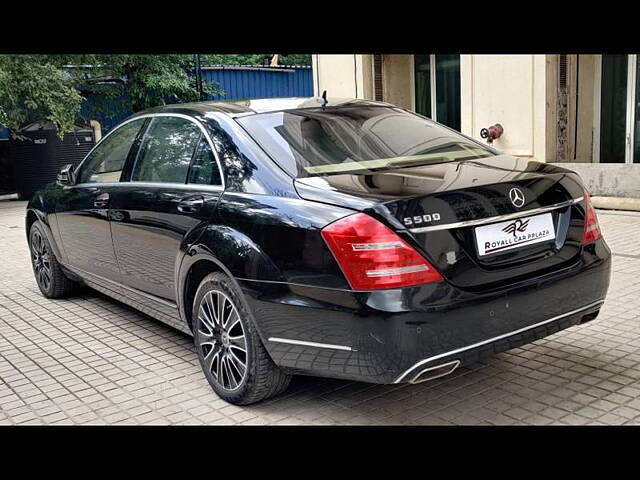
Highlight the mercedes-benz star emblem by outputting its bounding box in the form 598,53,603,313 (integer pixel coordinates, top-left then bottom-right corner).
509,187,525,208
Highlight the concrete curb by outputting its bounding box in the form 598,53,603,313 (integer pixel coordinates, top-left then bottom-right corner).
591,196,640,212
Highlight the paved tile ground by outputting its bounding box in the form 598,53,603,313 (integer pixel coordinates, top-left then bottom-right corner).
1,200,640,425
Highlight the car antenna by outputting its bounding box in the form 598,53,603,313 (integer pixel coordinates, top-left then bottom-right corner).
318,90,328,110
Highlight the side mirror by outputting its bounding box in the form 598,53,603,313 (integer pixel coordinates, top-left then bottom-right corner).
57,164,75,186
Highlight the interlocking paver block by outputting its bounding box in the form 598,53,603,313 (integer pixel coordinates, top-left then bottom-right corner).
1,201,640,424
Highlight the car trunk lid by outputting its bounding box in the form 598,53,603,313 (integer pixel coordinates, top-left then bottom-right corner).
295,155,587,291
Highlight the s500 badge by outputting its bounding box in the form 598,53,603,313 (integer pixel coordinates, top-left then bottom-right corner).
403,213,441,226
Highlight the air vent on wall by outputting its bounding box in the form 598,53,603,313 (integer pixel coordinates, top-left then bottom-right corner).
559,54,568,90
373,54,383,101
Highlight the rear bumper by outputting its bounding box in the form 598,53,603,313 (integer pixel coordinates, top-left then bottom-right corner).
238,239,611,384
393,299,602,383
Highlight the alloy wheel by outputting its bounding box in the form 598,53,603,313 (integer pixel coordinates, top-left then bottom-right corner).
197,290,248,391
31,230,51,292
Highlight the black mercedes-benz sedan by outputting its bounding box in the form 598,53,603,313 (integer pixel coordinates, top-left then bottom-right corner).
26,97,611,405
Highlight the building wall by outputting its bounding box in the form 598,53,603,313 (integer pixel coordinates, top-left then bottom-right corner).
461,55,548,161
312,54,413,107
544,55,597,163
570,55,597,162
381,55,412,109
314,54,554,162
546,55,559,162
551,163,640,197
312,55,371,98
310,54,638,197
359,55,373,100
311,54,419,108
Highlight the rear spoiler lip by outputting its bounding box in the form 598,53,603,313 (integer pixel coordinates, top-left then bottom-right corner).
408,196,584,234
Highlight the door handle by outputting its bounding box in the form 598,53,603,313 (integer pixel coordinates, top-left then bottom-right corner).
177,196,204,213
94,192,109,208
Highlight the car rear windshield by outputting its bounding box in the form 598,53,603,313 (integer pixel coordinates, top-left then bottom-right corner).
237,105,494,178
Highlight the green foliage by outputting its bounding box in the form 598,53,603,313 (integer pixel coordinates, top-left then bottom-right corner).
0,55,83,137
278,54,312,66
202,54,271,66
201,54,311,66
77,55,224,111
0,54,311,138
0,55,225,137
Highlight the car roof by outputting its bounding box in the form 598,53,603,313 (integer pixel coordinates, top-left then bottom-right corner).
131,97,394,119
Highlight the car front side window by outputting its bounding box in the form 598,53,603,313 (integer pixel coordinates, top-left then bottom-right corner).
131,116,201,184
77,118,145,184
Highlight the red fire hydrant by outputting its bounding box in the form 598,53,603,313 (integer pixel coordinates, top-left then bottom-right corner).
480,124,504,144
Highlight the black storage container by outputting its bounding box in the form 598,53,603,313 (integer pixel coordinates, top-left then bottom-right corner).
9,121,96,199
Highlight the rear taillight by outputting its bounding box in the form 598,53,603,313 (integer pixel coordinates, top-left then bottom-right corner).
321,213,442,290
581,191,602,246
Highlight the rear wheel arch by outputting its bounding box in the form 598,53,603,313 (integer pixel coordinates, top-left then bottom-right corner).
177,224,286,334
179,251,273,354
25,209,38,238
182,257,226,332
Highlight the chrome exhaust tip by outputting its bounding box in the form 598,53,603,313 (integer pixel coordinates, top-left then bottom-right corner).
408,359,460,384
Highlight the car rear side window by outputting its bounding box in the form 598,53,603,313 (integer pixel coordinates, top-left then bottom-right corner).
188,137,222,186
131,116,201,183
77,118,145,184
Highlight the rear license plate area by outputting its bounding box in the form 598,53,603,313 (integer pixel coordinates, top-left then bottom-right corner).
475,212,556,257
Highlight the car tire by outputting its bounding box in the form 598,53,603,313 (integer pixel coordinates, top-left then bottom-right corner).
29,221,77,298
193,272,291,405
